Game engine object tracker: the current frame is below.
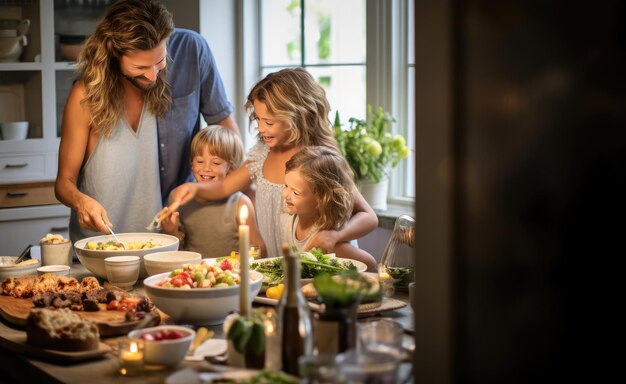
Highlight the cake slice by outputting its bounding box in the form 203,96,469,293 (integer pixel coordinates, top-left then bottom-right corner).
26,308,100,352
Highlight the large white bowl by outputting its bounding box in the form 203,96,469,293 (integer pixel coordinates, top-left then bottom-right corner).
143,270,263,325
143,251,202,276
127,325,194,367
73,233,179,279
0,256,40,281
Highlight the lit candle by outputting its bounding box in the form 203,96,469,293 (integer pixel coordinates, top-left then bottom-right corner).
119,340,143,376
239,205,250,317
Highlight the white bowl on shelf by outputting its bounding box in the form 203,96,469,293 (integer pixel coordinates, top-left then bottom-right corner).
1,121,29,140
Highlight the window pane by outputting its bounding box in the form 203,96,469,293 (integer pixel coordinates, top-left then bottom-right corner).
303,0,366,65
260,0,302,67
306,66,366,126
406,66,415,197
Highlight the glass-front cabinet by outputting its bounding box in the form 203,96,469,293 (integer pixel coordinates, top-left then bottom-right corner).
0,0,111,256
0,0,110,183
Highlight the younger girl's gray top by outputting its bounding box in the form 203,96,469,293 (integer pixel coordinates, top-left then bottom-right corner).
69,107,162,243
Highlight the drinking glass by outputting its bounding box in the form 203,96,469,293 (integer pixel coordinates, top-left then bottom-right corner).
357,318,404,360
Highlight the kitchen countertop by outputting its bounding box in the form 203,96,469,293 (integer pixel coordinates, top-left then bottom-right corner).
0,263,415,383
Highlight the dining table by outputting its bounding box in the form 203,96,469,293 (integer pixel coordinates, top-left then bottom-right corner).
0,262,415,384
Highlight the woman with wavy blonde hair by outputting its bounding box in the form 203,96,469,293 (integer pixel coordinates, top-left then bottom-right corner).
76,0,174,137
55,0,238,243
282,146,377,271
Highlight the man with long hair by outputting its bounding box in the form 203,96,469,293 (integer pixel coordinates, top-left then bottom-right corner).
55,0,238,243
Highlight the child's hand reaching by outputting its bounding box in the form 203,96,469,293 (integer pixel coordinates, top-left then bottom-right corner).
161,210,180,236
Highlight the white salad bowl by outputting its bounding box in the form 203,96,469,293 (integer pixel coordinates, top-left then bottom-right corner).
143,270,263,325
74,233,179,279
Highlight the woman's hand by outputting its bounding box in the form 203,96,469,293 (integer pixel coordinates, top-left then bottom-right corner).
305,230,340,254
76,195,110,234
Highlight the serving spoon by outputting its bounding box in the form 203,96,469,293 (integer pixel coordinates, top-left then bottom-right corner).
102,220,125,249
14,244,33,264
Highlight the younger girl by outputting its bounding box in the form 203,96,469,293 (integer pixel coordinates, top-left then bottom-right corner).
167,68,378,257
282,146,377,271
161,126,265,259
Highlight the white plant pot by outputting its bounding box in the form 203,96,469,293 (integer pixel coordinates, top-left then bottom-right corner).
359,177,389,211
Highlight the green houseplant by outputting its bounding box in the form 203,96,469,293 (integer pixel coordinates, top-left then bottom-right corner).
334,105,410,184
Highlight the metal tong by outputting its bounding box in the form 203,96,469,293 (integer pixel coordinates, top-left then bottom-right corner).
146,201,180,230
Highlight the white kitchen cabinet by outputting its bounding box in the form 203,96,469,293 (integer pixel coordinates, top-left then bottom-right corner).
1,0,84,255
0,1,63,182
0,204,70,256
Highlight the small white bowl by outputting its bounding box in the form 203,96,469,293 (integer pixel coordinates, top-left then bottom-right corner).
105,255,140,291
143,251,202,276
0,256,40,280
37,265,71,277
0,121,29,140
127,325,195,367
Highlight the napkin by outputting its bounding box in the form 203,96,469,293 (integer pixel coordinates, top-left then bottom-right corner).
185,338,228,362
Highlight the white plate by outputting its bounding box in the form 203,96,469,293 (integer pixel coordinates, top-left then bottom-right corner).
250,256,368,292
184,338,227,362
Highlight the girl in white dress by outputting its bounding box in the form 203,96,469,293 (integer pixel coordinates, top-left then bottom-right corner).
165,68,378,257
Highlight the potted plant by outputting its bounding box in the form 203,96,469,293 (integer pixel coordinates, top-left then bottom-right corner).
334,105,410,210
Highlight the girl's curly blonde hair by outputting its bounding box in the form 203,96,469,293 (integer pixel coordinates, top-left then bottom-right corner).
285,146,357,231
76,0,174,136
245,68,339,150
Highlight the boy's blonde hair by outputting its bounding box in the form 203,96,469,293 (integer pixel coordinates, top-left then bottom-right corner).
190,125,244,171
245,68,339,150
285,146,356,231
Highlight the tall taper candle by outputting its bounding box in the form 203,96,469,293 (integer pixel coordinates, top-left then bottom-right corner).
239,205,250,317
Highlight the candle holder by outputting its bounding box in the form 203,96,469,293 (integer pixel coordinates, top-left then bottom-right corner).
118,338,144,376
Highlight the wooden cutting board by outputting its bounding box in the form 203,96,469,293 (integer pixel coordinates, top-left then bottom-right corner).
0,295,160,337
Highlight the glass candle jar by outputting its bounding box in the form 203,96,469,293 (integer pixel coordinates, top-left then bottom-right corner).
118,338,144,376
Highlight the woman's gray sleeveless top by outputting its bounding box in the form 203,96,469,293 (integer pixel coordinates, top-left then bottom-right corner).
69,107,162,243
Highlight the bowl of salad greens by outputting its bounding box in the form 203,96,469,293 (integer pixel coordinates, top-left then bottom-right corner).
249,248,367,291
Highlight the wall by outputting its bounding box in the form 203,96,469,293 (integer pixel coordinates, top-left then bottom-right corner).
359,226,391,263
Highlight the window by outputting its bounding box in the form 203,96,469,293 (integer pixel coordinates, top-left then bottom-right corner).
251,0,414,202
259,0,366,120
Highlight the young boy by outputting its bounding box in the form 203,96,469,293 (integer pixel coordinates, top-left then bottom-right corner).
161,126,265,259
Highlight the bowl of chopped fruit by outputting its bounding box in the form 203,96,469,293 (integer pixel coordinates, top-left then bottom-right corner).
74,233,179,279
143,258,263,325
128,325,195,366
